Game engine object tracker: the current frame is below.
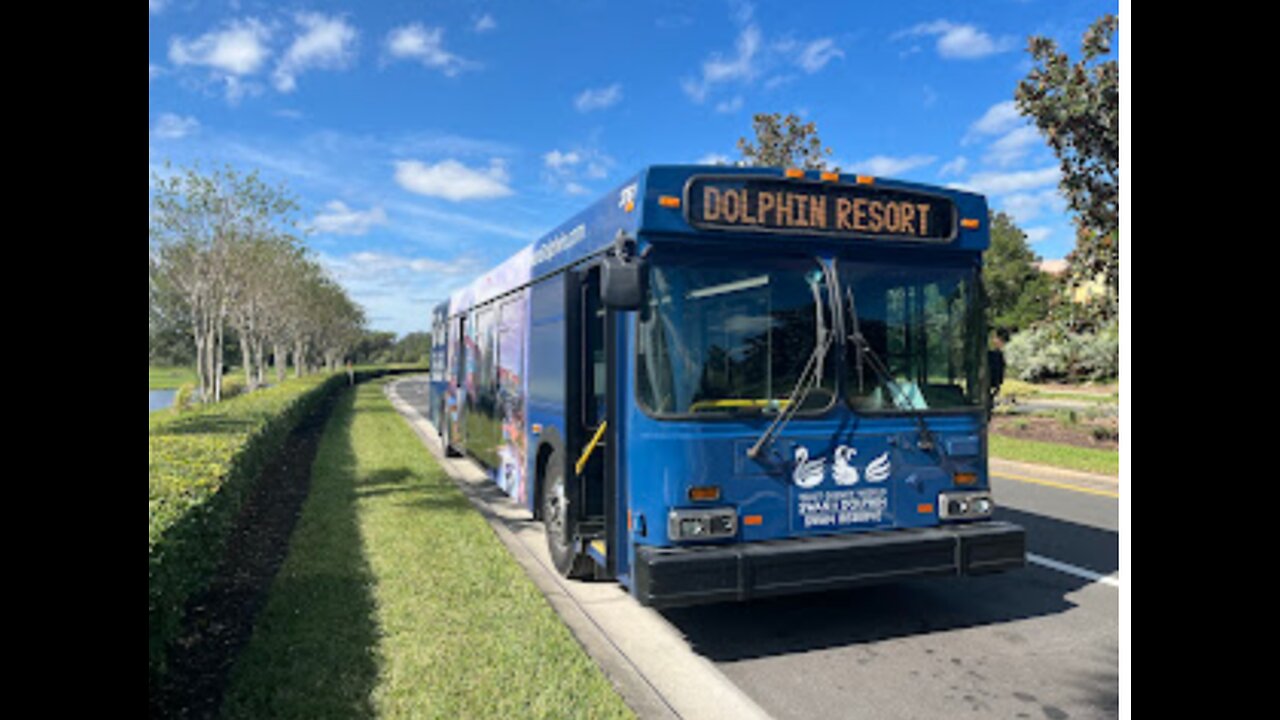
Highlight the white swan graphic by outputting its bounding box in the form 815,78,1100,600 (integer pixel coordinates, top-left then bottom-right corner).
792,446,826,489
865,451,891,483
833,445,859,486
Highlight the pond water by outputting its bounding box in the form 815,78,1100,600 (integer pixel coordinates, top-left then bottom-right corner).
149,389,178,412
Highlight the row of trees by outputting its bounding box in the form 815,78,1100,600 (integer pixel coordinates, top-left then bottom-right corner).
150,165,365,403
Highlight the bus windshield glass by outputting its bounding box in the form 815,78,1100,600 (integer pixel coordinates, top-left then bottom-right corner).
841,262,984,412
637,254,835,417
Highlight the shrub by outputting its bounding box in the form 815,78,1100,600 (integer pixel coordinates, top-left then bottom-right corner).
1005,319,1118,382
148,374,341,689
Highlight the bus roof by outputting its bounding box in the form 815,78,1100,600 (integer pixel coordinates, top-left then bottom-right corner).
440,164,989,317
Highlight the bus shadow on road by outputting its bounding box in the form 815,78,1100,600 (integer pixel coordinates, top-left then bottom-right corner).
659,507,1117,663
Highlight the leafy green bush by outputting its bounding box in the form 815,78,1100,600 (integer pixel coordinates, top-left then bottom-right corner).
148,374,341,688
1005,319,1118,382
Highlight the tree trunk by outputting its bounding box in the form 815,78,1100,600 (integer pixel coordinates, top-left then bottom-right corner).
214,321,224,402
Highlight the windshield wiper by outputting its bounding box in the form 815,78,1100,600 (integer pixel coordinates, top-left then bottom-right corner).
844,284,938,453
746,263,835,460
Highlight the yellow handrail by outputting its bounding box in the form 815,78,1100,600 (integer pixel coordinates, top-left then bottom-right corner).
575,421,608,476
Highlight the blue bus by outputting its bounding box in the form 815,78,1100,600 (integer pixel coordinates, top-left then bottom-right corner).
428,165,1025,607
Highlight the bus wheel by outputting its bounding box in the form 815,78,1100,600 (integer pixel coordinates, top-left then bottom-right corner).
542,448,594,579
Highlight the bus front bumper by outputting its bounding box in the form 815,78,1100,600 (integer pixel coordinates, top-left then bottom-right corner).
633,521,1025,608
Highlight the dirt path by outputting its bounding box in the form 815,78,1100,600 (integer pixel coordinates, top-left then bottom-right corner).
149,392,336,720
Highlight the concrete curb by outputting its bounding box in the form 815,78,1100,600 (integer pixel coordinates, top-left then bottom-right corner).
989,457,1119,484
385,378,773,720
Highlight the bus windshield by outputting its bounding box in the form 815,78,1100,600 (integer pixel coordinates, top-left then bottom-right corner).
637,254,835,417
841,262,985,412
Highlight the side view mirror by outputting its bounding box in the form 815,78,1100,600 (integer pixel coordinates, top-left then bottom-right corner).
987,348,1005,393
601,254,646,310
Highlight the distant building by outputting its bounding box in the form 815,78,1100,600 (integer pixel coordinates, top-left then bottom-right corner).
1038,259,1068,276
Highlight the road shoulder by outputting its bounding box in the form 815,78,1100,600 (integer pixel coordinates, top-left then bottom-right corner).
990,457,1120,497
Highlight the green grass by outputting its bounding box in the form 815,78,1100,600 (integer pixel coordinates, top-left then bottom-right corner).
221,381,633,720
989,434,1119,476
150,366,198,390
998,379,1119,405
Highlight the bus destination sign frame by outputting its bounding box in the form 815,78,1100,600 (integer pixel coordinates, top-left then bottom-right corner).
683,174,959,243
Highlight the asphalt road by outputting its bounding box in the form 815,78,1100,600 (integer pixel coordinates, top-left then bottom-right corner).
659,474,1119,720
393,379,1120,719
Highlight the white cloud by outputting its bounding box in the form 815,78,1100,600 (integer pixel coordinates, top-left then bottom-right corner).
846,154,937,178
543,150,581,169
542,146,613,194
897,20,1015,60
394,158,513,201
385,23,473,76
1023,227,1052,244
796,38,843,73
966,100,1022,140
312,200,387,236
149,63,163,82
273,12,358,93
715,95,744,113
169,18,272,76
962,166,1060,195
474,14,497,33
574,83,623,112
682,24,761,103
697,153,734,166
984,125,1043,167
939,156,968,177
998,188,1064,224
151,113,199,140
334,250,476,278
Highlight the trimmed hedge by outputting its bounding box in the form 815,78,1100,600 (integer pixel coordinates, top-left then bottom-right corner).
148,366,427,690
149,374,343,689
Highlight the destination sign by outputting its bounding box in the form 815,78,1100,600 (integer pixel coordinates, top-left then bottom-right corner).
686,176,956,242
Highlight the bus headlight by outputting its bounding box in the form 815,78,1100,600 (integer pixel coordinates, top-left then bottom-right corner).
938,491,994,521
668,507,737,541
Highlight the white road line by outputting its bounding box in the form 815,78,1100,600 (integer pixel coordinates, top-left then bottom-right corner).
1027,553,1120,589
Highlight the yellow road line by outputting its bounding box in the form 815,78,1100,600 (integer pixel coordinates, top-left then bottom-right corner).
992,471,1120,499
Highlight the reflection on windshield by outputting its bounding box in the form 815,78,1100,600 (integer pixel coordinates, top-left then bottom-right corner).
842,263,983,411
637,256,834,416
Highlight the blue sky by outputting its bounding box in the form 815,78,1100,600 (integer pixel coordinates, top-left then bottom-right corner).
149,0,1120,336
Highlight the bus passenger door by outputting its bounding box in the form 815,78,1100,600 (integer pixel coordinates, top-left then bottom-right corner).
566,266,610,573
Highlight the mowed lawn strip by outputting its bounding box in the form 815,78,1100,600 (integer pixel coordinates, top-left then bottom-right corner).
989,434,1119,477
222,381,633,720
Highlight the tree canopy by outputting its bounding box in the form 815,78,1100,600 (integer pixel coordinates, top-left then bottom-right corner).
737,112,835,170
984,212,1055,336
1016,14,1118,240
150,164,365,402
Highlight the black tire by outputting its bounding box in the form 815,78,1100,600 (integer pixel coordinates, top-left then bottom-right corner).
541,448,595,579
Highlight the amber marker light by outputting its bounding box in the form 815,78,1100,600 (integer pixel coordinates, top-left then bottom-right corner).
688,486,721,502
820,171,839,182
954,472,978,486
743,514,764,526
917,503,936,515
658,195,681,208
784,167,804,178
855,175,875,185
961,218,981,229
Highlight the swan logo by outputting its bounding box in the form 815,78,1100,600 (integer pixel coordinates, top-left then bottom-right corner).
792,445,891,488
